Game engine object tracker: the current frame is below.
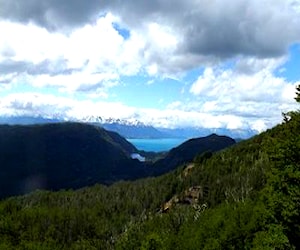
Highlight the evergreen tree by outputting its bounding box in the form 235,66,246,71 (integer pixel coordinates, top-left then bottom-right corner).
295,84,300,103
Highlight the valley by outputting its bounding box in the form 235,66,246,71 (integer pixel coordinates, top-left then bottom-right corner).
0,110,298,249
0,122,235,199
0,85,298,249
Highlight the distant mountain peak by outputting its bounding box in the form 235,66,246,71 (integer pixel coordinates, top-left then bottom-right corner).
0,115,257,139
81,116,147,127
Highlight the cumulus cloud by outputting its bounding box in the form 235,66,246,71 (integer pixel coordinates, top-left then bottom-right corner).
0,0,105,31
189,57,299,128
1,0,299,59
182,0,300,57
0,92,135,119
0,13,144,96
190,57,297,103
0,0,299,132
1,1,300,78
0,92,270,132
119,0,300,59
0,93,73,117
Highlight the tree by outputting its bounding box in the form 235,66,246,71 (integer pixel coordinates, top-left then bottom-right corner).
263,84,300,249
295,84,300,103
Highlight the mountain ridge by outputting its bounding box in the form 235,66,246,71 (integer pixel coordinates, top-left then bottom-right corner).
0,122,146,199
151,133,236,175
0,86,298,248
0,115,257,139
0,122,235,199
0,113,298,248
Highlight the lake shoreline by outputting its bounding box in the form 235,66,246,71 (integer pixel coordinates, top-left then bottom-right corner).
127,138,188,152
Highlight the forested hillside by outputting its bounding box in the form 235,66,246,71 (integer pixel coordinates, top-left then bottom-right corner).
0,123,234,199
0,86,299,249
151,134,236,175
0,123,145,199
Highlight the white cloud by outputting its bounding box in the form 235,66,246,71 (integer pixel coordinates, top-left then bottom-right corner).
146,64,158,76
2,0,300,60
1,81,299,133
190,68,215,96
0,12,184,94
0,92,136,120
0,21,66,63
0,1,299,133
0,93,72,117
190,57,299,112
0,13,147,96
251,120,268,132
167,101,182,110
0,92,272,132
64,13,124,69
147,22,178,50
29,71,119,96
1,1,299,81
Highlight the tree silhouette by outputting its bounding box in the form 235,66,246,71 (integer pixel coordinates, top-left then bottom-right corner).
295,84,300,103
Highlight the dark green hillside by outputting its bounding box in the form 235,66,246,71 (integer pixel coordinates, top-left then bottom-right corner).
152,133,236,174
0,122,236,200
0,112,299,249
0,86,298,249
0,123,144,199
105,129,137,154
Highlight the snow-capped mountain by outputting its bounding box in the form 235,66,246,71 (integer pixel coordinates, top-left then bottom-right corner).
81,116,147,127
80,116,168,139
0,115,168,139
0,115,257,139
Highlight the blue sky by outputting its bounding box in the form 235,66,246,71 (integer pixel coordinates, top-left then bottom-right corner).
276,44,300,82
0,0,300,132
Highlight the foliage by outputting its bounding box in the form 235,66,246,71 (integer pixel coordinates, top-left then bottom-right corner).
0,123,234,199
0,87,299,249
0,122,146,199
295,84,300,103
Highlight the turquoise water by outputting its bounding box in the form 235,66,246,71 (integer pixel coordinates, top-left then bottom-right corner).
127,138,186,152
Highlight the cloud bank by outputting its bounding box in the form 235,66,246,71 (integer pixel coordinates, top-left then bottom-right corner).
0,0,300,131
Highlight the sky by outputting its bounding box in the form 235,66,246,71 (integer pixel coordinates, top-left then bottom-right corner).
0,0,300,132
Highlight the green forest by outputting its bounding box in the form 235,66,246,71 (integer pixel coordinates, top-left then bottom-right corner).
0,85,299,249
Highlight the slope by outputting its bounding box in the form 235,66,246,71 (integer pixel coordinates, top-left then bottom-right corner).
1,81,299,250
151,133,236,174
0,111,298,249
0,122,144,199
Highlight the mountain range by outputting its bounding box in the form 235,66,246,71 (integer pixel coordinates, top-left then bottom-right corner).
0,122,235,199
0,88,299,248
0,111,298,249
0,115,257,139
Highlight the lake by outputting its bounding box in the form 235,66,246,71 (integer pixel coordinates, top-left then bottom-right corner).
127,138,187,152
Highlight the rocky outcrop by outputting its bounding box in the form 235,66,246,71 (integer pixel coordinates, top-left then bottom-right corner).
160,185,204,213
